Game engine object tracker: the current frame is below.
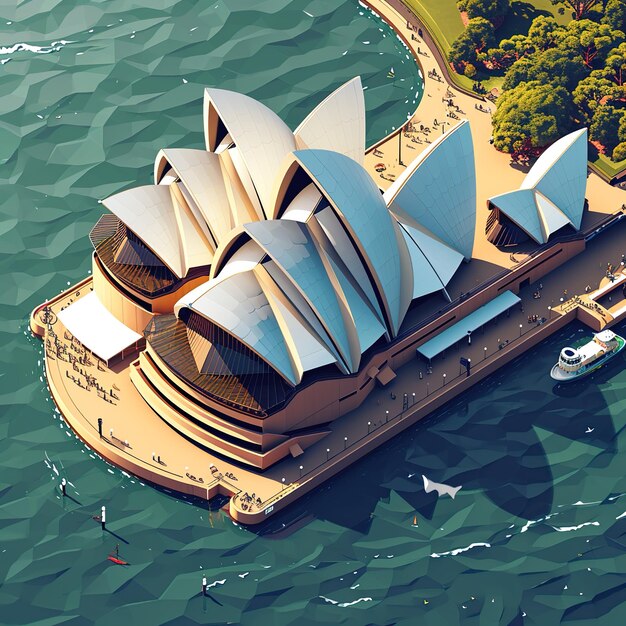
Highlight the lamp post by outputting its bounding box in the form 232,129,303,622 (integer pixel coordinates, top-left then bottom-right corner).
412,392,416,405
426,382,430,396
385,410,389,423
344,436,348,450
483,346,487,360
443,373,447,386
548,306,552,320
281,477,285,491
326,448,330,460
467,330,471,345
368,421,371,433
299,465,303,478
519,323,523,337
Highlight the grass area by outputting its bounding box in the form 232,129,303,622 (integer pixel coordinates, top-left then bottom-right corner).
402,0,567,94
592,154,626,181
403,0,464,56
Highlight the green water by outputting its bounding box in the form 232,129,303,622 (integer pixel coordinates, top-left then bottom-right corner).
2,1,626,624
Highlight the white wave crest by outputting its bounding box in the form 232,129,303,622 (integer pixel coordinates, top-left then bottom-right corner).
430,542,491,558
319,595,373,608
0,40,74,55
551,522,600,532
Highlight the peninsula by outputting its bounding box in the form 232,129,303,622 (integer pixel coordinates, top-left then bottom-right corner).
31,0,626,524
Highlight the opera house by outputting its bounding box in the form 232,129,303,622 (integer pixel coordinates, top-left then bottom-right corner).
52,77,589,472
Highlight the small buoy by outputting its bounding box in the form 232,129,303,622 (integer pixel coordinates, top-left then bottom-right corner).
424,599,429,605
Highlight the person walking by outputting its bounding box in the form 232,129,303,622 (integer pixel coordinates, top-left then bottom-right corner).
97,417,103,438
202,576,207,596
101,505,106,531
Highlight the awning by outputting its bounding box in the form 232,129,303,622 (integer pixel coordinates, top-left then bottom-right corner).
416,290,521,360
58,292,143,363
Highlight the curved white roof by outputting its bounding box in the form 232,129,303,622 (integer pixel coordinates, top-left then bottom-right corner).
244,219,356,372
155,148,234,246
103,185,185,277
295,149,410,336
400,223,463,298
385,120,476,260
522,128,588,229
184,269,298,385
489,189,544,243
204,88,296,215
294,77,366,165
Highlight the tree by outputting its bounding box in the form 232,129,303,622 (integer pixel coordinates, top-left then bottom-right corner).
492,81,575,153
549,0,600,20
464,63,477,78
485,34,532,69
449,17,496,70
612,141,626,161
590,103,624,152
556,19,624,70
602,42,626,85
602,0,626,32
457,0,510,21
526,16,562,51
573,74,620,121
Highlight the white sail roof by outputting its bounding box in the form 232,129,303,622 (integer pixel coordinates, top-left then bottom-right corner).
204,88,296,215
103,185,185,277
294,77,366,165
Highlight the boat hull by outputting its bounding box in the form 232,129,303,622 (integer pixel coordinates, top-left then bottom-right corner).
551,336,625,382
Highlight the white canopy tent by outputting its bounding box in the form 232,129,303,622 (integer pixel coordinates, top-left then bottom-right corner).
58,292,143,364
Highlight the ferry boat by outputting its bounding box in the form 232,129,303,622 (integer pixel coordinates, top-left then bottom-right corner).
550,330,625,382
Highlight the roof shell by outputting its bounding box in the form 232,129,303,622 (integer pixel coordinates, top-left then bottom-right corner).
522,128,588,229
204,88,296,215
385,120,476,260
103,185,185,277
294,149,410,336
294,77,366,166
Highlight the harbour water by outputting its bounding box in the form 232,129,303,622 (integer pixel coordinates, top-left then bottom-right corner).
2,1,626,624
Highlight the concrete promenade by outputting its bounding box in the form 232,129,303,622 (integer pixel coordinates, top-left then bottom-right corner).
31,0,626,525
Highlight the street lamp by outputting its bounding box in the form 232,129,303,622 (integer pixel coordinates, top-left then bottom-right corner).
344,436,348,449
367,421,371,433
426,382,430,396
281,477,285,490
385,410,389,423
483,346,487,360
467,330,471,345
548,306,552,320
412,392,416,405
326,448,330,460
299,465,303,478
443,373,447,386
519,323,523,337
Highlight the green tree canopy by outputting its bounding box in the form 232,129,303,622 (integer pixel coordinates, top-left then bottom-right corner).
573,73,620,121
492,81,575,153
449,17,496,69
557,19,624,69
457,0,510,20
603,0,626,32
589,103,624,152
612,141,626,161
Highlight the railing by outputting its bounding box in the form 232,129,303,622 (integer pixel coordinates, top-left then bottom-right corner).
250,312,570,514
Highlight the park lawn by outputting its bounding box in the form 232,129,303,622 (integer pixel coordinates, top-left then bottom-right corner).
404,0,569,55
403,0,465,56
592,154,626,181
